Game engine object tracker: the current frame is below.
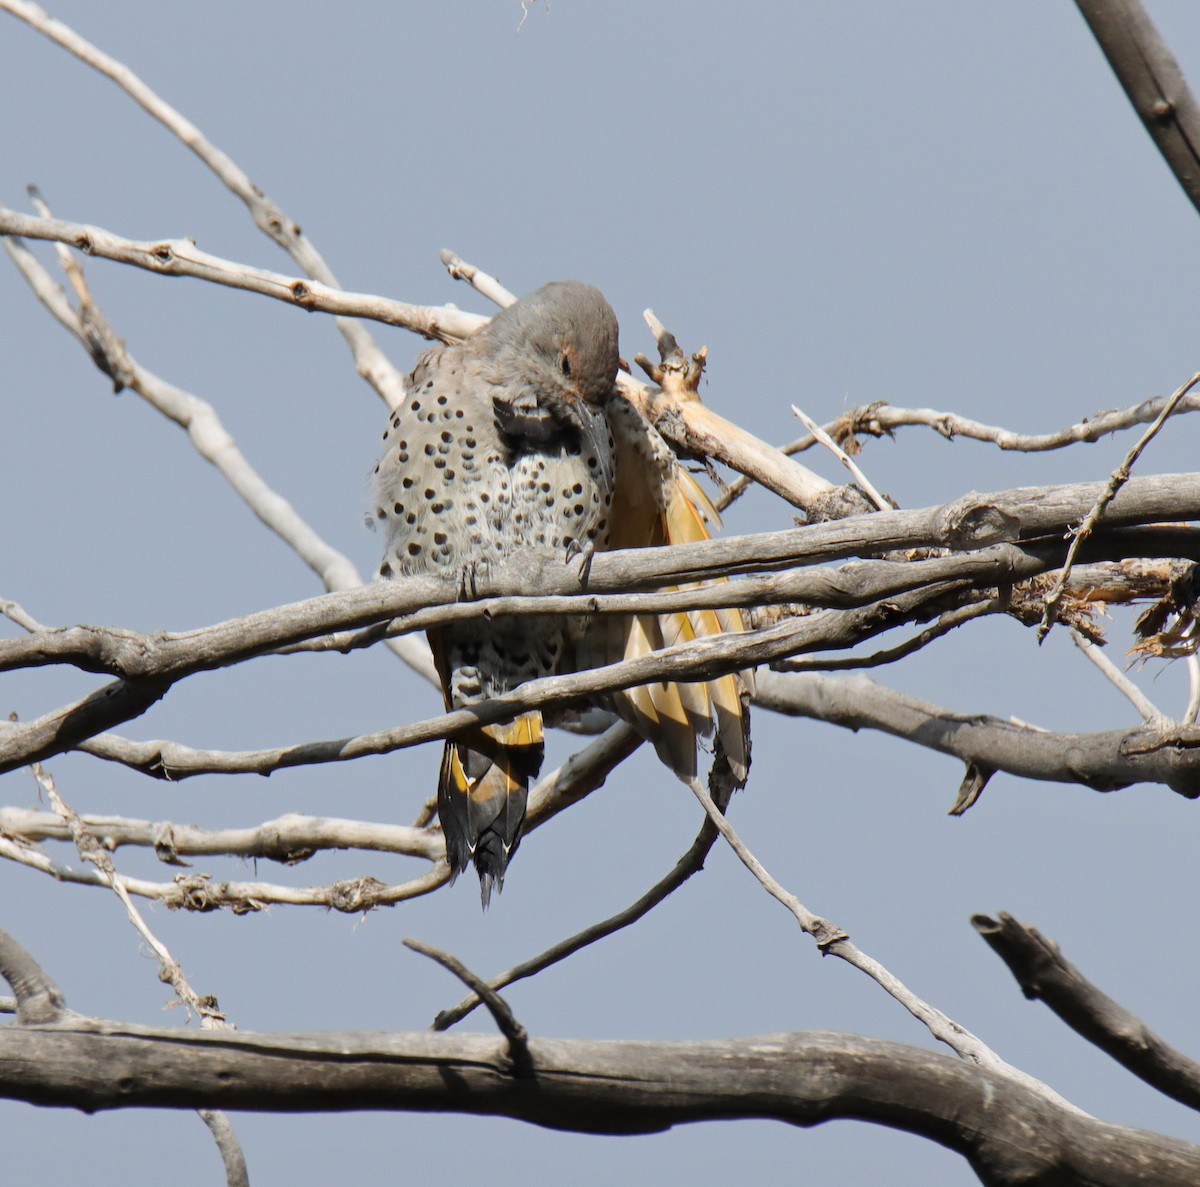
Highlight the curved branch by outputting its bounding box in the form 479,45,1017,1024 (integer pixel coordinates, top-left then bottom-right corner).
833,394,1200,454
436,781,723,1030
0,1018,1195,1185
754,670,1200,799
975,912,1200,1112
197,1110,249,1187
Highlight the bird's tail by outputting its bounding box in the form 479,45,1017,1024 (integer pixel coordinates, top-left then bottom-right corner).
438,712,544,906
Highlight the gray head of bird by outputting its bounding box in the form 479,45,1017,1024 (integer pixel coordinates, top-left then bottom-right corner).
474,280,620,407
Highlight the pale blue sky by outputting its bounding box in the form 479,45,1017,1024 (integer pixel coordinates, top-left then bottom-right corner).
4,3,1200,1183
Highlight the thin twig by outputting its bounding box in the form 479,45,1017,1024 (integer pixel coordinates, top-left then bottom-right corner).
31,760,229,1025
681,776,1070,1099
718,392,1200,512
1070,628,1168,725
439,249,517,309
0,208,487,344
0,599,46,632
198,1110,251,1187
773,599,1003,672
791,403,890,510
403,938,532,1076
1186,655,1200,725
434,799,721,1030
831,395,1200,454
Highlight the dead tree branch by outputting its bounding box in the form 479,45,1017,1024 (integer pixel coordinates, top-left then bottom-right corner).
1076,0,1200,218
1039,370,1200,636
830,395,1200,454
753,669,1200,801
0,1013,1194,1185
975,912,1200,1112
0,207,485,344
0,0,406,406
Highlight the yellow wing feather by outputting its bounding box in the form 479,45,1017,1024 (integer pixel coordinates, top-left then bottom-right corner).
603,395,751,786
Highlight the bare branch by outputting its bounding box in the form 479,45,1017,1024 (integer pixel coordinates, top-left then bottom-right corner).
3,515,1198,780
975,912,1200,1113
619,373,832,514
32,761,229,1024
3,1013,1198,1184
524,721,643,829
754,669,1200,800
1,581,971,780
774,598,1004,672
1075,0,1200,219
718,391,1200,513
0,807,442,864
831,394,1200,454
197,1110,250,1187
1040,371,1200,636
0,727,637,913
0,0,405,406
9,488,1200,685
404,938,532,1076
31,755,251,1175
1070,627,1168,725
439,248,517,309
3,231,437,687
0,207,487,343
0,832,449,913
436,776,722,1030
682,775,1034,1078
0,599,47,632
1187,655,1200,724
628,305,833,511
791,403,890,510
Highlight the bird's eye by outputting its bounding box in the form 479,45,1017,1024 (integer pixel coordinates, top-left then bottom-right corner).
560,353,572,377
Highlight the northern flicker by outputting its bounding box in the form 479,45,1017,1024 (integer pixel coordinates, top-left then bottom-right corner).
374,281,749,903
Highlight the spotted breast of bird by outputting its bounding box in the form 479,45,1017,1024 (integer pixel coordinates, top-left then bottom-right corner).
373,280,750,905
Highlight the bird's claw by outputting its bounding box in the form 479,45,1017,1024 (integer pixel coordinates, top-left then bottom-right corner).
457,558,489,601
566,539,596,587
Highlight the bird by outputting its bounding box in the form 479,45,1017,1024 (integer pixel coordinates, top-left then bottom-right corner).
373,280,749,904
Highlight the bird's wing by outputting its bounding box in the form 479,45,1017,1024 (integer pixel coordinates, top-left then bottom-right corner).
599,393,750,784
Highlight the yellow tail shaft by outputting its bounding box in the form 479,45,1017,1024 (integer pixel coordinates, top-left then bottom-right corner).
438,712,544,906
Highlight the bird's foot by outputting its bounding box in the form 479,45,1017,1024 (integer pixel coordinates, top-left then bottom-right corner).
565,539,596,587
457,558,490,601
